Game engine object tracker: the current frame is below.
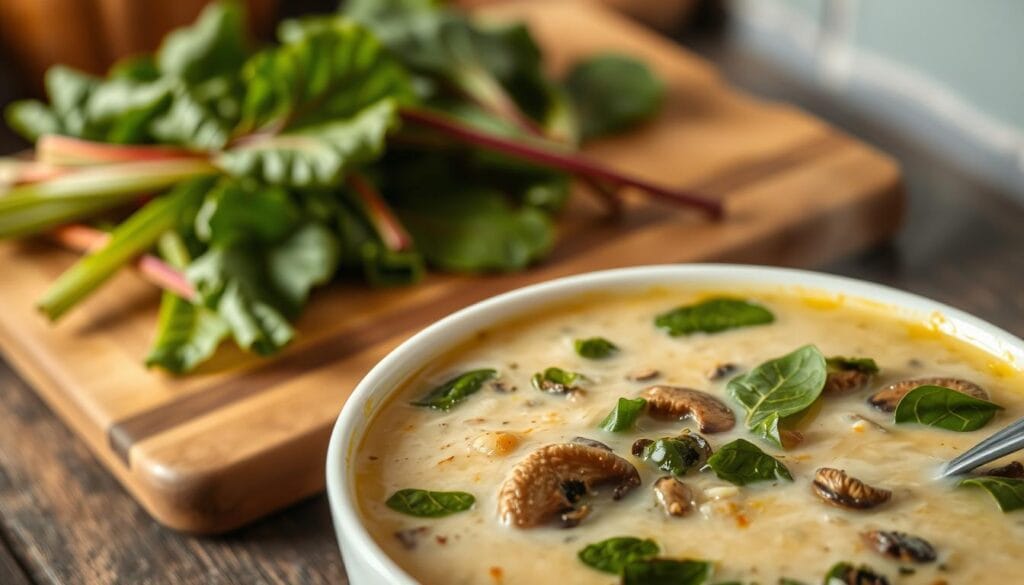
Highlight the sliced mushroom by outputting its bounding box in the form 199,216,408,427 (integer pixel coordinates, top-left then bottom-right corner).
653,476,696,517
641,386,736,433
861,530,937,563
812,468,892,510
707,362,739,381
978,460,1024,478
497,443,641,528
825,369,872,395
627,368,660,382
868,377,987,412
393,526,430,550
572,436,613,451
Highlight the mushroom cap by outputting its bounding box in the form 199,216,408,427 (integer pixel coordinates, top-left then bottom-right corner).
812,468,892,510
868,377,987,412
497,443,641,528
861,530,937,563
641,386,736,433
824,370,872,395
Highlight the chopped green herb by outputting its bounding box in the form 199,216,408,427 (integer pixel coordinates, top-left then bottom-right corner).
727,345,826,447
826,356,879,374
577,536,659,574
622,559,712,585
635,434,711,477
385,488,475,517
655,297,774,337
411,369,496,410
574,336,618,359
824,562,890,585
705,439,792,486
599,397,647,432
893,385,1001,432
532,367,584,394
958,476,1024,512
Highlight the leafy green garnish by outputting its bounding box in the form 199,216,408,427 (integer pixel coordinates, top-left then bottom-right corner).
727,345,826,447
531,367,584,393
411,369,496,410
893,385,1001,432
622,559,712,585
577,536,659,574
958,476,1024,512
599,397,647,432
574,336,618,359
824,562,889,585
705,439,792,486
636,434,711,477
385,488,475,517
564,54,663,141
826,356,879,374
655,298,775,337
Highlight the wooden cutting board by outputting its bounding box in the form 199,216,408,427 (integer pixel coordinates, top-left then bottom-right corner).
0,0,902,533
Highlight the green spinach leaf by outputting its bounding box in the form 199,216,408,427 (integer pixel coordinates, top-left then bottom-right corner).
575,336,618,359
531,367,584,394
157,0,249,85
385,488,475,517
655,298,774,337
826,356,879,374
411,369,496,410
622,559,712,585
564,54,663,141
599,397,647,432
958,476,1024,512
577,536,659,574
824,562,889,585
705,439,792,486
893,385,1001,432
637,434,711,477
727,345,826,447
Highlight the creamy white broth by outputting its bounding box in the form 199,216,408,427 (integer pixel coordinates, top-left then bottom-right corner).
354,289,1024,584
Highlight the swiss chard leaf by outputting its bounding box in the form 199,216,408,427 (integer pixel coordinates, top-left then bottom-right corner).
194,179,301,246
638,434,711,477
575,336,618,359
599,397,647,432
727,345,826,446
411,368,496,410
893,385,1001,432
4,100,60,141
958,476,1024,512
385,488,475,517
156,0,249,86
266,222,341,309
146,293,230,374
622,559,712,585
577,536,659,574
705,439,792,486
531,367,583,393
655,298,774,337
564,54,663,141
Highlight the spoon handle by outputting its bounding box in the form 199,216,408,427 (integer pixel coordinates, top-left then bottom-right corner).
942,415,1024,477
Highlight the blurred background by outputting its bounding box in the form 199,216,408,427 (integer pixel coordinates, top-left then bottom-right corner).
2,0,1021,199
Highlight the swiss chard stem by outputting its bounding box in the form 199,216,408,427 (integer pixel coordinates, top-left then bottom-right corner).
39,182,203,320
453,65,548,140
0,158,218,238
348,173,414,252
37,135,209,166
399,107,724,219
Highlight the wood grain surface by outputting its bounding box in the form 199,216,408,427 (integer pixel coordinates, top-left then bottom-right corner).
0,0,902,534
1,4,1023,584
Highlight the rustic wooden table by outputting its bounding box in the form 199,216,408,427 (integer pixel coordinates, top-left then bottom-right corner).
2,24,1023,585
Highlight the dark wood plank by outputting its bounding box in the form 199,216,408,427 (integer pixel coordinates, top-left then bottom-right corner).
0,360,346,585
0,536,30,585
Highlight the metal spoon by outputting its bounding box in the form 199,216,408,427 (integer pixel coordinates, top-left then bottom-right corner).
941,415,1024,477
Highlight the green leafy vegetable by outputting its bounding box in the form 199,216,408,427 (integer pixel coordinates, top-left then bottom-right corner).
826,356,879,374
531,367,584,394
705,439,792,486
385,488,475,517
824,562,889,585
599,397,647,432
577,536,659,574
893,385,1001,432
564,54,663,141
622,559,712,585
655,298,775,337
958,476,1024,512
727,345,826,447
574,336,618,359
637,434,711,477
156,0,249,85
411,368,496,410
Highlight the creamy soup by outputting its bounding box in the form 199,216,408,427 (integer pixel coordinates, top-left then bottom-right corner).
354,288,1024,584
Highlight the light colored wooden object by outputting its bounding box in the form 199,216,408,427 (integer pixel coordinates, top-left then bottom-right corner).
0,0,902,533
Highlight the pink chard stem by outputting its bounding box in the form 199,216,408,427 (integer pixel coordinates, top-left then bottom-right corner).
347,173,414,252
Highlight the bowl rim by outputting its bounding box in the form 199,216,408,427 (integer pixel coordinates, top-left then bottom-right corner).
325,263,1024,584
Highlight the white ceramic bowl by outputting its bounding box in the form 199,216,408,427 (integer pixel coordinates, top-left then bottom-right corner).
325,264,1024,585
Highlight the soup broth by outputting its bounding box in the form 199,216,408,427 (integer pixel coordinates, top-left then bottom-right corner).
354,288,1024,584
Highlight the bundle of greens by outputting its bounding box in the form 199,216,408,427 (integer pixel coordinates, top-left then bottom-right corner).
0,0,721,374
